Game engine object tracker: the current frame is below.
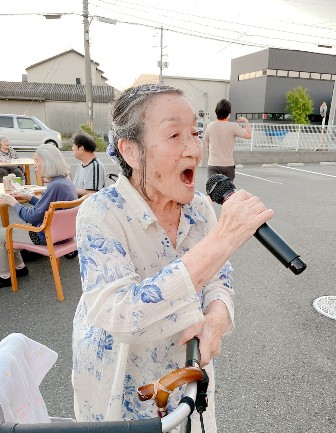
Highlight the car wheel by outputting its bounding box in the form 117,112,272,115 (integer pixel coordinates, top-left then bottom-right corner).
45,140,58,148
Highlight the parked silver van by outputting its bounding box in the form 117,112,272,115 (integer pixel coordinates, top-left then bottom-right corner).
0,114,63,149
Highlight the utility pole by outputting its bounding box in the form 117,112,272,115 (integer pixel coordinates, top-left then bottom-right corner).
83,0,94,130
159,26,164,84
157,26,168,84
317,44,336,125
329,81,336,125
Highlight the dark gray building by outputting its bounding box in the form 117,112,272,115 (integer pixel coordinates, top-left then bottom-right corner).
229,48,336,123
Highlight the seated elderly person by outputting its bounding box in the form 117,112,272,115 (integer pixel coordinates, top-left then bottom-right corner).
0,136,25,184
0,143,77,288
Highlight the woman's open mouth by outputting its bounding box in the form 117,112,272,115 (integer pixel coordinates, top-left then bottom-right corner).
180,168,195,186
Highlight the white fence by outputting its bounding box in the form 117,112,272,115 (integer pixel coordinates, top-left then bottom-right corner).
235,123,336,151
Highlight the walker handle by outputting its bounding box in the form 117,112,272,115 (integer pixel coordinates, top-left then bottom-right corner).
137,337,203,417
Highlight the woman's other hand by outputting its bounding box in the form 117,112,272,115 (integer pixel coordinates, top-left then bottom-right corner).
179,300,230,368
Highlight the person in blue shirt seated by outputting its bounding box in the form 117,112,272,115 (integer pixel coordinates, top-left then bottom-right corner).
0,143,77,288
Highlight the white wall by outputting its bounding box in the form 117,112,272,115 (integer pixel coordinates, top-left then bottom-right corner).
0,99,111,136
132,75,230,123
27,51,107,85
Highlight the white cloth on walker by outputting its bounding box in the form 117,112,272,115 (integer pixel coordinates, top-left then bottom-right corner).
0,333,58,423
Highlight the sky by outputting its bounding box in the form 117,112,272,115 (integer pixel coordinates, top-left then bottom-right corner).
1,0,336,90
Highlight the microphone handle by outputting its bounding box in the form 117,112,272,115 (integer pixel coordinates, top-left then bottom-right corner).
254,223,307,275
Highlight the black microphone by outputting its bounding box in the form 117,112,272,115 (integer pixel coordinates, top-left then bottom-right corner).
206,174,307,275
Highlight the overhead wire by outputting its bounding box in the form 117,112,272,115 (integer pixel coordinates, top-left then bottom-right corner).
90,0,336,43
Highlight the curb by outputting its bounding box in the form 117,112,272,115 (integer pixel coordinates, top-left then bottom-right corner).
232,150,336,165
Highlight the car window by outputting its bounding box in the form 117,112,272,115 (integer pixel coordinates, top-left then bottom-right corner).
17,117,41,130
0,116,14,128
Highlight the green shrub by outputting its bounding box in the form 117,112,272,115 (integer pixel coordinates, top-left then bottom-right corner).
286,87,313,124
71,124,108,152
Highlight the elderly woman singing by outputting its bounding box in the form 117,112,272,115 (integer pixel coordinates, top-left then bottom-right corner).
72,85,274,431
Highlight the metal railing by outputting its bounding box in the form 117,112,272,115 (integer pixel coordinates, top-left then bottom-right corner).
235,123,336,151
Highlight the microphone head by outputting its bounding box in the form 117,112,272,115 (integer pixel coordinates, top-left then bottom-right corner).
206,174,236,204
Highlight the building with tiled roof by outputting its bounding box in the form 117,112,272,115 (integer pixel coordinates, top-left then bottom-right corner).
0,50,120,136
25,49,108,86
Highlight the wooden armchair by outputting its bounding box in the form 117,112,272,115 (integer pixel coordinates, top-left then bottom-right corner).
5,195,88,301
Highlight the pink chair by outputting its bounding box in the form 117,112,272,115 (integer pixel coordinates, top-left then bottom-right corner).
5,196,88,301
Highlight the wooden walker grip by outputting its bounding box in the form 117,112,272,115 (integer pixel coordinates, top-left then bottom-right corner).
137,366,203,410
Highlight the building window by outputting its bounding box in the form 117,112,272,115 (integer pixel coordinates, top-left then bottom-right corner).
288,70,299,78
238,73,250,81
238,68,334,82
235,113,266,120
76,78,81,85
238,70,265,80
233,113,292,121
268,113,290,121
277,70,288,77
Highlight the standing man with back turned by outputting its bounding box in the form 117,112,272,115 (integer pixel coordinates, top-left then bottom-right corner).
204,99,252,182
72,132,106,197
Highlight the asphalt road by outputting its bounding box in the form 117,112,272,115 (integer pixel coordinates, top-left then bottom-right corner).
0,152,335,432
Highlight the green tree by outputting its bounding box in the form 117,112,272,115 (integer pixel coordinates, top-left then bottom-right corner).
286,86,314,124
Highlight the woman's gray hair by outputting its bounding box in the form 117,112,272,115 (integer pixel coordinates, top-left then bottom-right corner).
35,143,69,178
109,84,184,197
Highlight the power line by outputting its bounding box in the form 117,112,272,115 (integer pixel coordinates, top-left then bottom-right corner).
88,1,336,53
91,0,336,39
5,3,332,51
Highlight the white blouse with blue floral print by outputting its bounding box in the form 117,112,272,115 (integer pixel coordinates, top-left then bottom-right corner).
72,174,234,433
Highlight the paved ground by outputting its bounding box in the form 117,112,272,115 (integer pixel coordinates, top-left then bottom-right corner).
0,153,335,432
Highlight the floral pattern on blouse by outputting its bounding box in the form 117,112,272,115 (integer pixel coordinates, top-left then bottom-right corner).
72,174,234,433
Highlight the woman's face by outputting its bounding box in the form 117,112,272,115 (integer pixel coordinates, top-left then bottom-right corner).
135,93,202,205
0,138,9,152
33,153,43,178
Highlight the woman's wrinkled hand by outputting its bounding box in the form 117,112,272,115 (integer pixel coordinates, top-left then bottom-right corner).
215,189,274,253
179,301,231,368
0,193,18,207
11,192,32,201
